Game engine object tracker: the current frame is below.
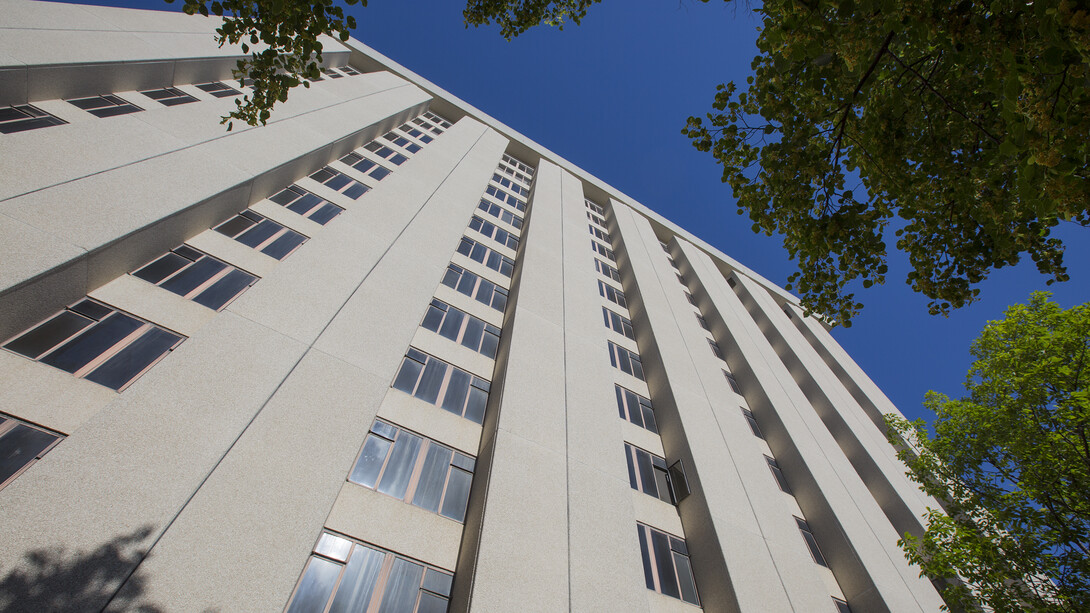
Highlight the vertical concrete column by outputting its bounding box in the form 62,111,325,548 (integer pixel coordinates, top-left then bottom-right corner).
562,187,648,611
611,204,829,612
460,159,570,612
680,243,945,613
735,278,936,538
788,303,929,447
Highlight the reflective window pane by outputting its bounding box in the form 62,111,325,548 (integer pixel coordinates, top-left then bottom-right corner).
376,431,422,499
349,435,392,488
285,556,341,613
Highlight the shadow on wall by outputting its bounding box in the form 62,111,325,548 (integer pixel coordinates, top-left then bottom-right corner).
0,525,162,613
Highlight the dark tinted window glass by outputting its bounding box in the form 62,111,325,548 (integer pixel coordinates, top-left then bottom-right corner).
0,424,59,485
41,312,144,374
84,326,181,390
308,203,343,225
70,300,112,321
261,230,306,260
133,252,190,284
193,268,257,310
236,219,281,247
637,526,655,589
159,257,226,296
674,552,700,605
214,214,256,238
4,311,92,359
651,529,681,598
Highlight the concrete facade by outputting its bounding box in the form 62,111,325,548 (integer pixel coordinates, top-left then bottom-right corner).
0,2,945,611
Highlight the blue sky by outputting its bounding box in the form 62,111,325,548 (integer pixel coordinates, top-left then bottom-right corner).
73,0,1090,423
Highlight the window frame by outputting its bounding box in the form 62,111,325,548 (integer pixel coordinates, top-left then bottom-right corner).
637,523,700,605
213,209,308,260
598,280,627,309
0,415,63,491
608,341,645,380
391,348,491,423
616,385,658,433
1,298,185,392
131,244,258,311
347,419,476,522
0,104,67,134
420,299,501,359
285,531,453,613
602,307,636,340
441,264,509,312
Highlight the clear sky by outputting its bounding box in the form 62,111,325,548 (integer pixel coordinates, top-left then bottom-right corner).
70,0,1090,424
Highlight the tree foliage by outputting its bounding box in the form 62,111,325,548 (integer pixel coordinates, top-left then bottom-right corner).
887,292,1090,612
682,0,1090,325
168,0,363,129
463,0,600,39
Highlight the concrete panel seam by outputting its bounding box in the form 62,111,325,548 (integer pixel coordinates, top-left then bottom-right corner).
0,81,418,205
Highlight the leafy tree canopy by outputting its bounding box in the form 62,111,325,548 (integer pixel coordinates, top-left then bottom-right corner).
682,0,1090,325
168,0,364,129
887,292,1090,612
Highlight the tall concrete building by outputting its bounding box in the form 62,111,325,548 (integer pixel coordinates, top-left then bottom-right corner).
0,2,946,611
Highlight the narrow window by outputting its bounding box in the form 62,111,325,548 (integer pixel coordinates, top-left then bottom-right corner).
195,81,241,97
456,236,515,277
391,348,490,423
0,105,66,134
708,338,725,360
766,456,791,493
598,280,627,309
724,370,742,395
213,210,308,260
139,86,198,106
602,307,636,340
339,65,361,75
2,299,184,391
685,291,697,306
309,166,370,199
67,94,142,117
348,420,475,522
615,385,658,433
595,259,622,283
833,597,852,613
696,314,710,330
742,408,763,438
420,300,501,359
285,533,453,613
636,524,700,605
625,443,675,504
132,245,258,311
796,517,829,566
441,264,508,312
269,185,344,225
0,416,62,491
608,342,645,380
591,240,616,261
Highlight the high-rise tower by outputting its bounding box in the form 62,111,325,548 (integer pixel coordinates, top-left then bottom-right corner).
0,2,944,611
